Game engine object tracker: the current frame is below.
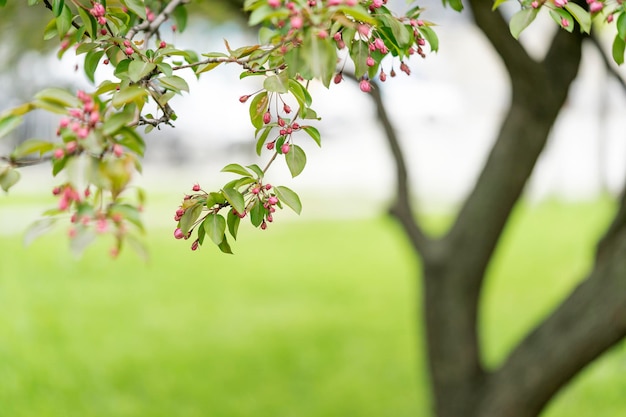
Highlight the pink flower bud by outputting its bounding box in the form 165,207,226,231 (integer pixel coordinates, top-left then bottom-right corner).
252,187,260,194
589,1,603,12
357,24,370,37
334,72,343,84
174,228,185,239
317,29,329,39
59,118,70,128
291,122,300,130
261,220,267,230
266,141,275,150
239,95,250,103
97,17,107,25
96,218,108,233
278,117,286,127
113,144,123,157
125,46,134,55
283,104,291,114
159,41,166,48
54,148,65,159
531,1,539,7
263,111,271,124
554,0,567,7
65,141,77,153
379,71,387,82
77,127,89,139
192,183,201,192
561,17,569,27
366,56,375,67
191,240,199,251
608,14,614,23
268,0,281,8
359,79,371,93
290,16,303,29
69,108,83,119
268,196,279,205
374,38,385,51
266,214,273,222
333,32,342,41
281,143,290,154
265,184,272,190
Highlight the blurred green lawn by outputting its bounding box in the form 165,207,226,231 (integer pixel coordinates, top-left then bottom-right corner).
0,197,625,417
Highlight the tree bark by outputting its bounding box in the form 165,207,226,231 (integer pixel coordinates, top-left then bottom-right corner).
382,2,626,417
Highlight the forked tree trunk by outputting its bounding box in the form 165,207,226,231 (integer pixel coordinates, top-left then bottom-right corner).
380,2,626,417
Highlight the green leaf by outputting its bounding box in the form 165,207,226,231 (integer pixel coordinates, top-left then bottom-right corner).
246,164,264,179
509,8,539,39
274,186,302,215
52,0,65,17
302,33,337,87
179,204,202,235
0,0,8,6
221,163,252,177
112,85,148,108
564,2,591,33
222,188,245,215
302,126,321,147
11,139,54,158
618,13,626,41
116,127,146,157
84,49,105,83
121,0,146,19
103,110,135,136
349,40,370,79
418,26,439,52
250,201,265,227
613,35,625,65
204,213,226,245
288,79,312,107
0,167,20,192
0,115,23,139
158,75,189,93
255,126,273,156
172,3,188,32
336,5,376,24
195,62,221,75
549,9,574,32
218,235,233,254
443,0,463,12
34,88,81,108
55,4,72,39
227,209,241,239
249,92,269,130
285,144,306,177
492,0,508,10
263,73,289,94
128,61,156,82
77,6,98,39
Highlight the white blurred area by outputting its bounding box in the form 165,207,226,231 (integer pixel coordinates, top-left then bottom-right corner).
3,2,626,225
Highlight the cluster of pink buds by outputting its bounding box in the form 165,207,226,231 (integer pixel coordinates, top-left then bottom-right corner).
52,184,82,211
57,91,100,141
250,182,279,230
145,7,155,22
89,1,107,26
260,101,301,153
367,0,387,11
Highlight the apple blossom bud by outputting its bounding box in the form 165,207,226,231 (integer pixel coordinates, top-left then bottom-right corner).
174,228,185,239
290,16,303,29
281,143,290,154
359,79,372,93
191,240,199,251
54,148,65,159
239,95,250,103
263,111,271,124
192,183,201,192
261,220,267,230
268,196,279,205
113,144,124,157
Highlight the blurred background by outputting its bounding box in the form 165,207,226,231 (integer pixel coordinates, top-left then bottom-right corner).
1,1,626,416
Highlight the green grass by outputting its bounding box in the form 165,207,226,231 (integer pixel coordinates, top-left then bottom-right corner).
0,197,624,416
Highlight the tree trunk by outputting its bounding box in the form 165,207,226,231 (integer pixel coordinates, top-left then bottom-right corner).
381,2,626,417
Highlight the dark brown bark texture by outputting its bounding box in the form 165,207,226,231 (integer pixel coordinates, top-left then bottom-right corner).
382,1,626,417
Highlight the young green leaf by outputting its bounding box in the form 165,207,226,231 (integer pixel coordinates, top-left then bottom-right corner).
274,186,302,215
221,163,252,177
285,144,306,177
10,139,54,158
302,126,321,147
204,213,226,245
509,8,539,39
227,209,241,240
0,167,20,192
613,35,625,65
0,115,23,139
128,61,156,83
222,187,245,215
564,2,591,33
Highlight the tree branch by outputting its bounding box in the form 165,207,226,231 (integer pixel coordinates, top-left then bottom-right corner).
479,230,626,417
127,0,190,42
356,76,431,254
